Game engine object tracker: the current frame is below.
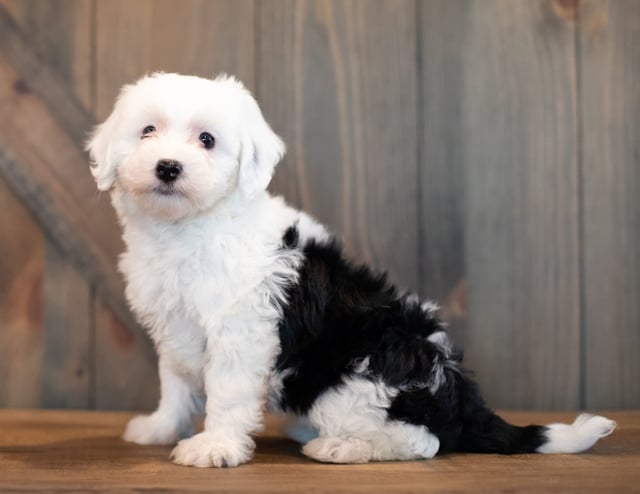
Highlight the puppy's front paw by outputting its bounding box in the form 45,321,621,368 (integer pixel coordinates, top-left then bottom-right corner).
123,413,191,445
170,432,255,468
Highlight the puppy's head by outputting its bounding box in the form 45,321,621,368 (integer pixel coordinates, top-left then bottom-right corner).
86,73,284,220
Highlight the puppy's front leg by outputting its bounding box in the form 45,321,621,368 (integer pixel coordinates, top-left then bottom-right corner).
170,325,277,468
124,354,200,445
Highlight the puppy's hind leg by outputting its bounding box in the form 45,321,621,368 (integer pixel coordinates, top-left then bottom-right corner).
124,355,201,445
302,377,440,464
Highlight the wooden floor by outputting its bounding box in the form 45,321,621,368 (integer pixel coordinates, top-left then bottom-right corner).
0,410,637,493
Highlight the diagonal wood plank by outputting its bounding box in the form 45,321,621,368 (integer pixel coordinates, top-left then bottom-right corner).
0,174,45,407
0,0,92,111
0,4,91,148
0,5,145,353
0,0,94,409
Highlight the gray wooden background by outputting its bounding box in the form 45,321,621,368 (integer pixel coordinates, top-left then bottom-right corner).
0,0,638,412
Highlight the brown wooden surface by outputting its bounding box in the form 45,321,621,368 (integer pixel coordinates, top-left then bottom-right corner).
0,409,637,493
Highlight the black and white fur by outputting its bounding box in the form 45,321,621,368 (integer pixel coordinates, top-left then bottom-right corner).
87,73,615,468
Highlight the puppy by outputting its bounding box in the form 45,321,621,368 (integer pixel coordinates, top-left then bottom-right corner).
87,73,615,467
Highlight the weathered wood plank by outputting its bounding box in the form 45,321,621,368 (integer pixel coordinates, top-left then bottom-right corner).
0,60,135,346
0,0,94,408
259,0,419,288
0,0,92,110
0,175,45,407
95,0,256,119
460,0,580,409
418,0,468,343
0,4,136,339
580,0,640,409
94,299,159,411
41,241,91,409
0,3,93,148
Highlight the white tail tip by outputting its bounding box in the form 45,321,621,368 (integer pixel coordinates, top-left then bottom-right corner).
537,414,616,454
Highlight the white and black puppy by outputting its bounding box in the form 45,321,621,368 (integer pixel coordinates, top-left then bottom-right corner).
87,73,615,468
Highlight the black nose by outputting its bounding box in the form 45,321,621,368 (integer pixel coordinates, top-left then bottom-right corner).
155,159,183,183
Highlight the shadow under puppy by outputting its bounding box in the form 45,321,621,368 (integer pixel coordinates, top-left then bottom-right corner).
86,73,615,468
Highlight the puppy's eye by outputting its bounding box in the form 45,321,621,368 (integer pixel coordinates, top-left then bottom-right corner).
141,125,156,138
199,132,215,150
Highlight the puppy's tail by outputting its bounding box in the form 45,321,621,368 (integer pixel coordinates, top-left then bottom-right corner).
451,375,615,454
457,409,616,454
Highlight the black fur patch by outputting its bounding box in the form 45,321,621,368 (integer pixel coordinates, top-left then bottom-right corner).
281,225,299,249
275,231,445,412
274,225,548,455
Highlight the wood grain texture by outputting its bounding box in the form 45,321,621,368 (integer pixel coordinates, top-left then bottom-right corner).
94,299,158,411
259,0,419,288
0,1,93,408
0,2,93,147
460,0,580,409
95,0,256,119
0,7,143,410
1,0,639,412
0,4,135,333
579,0,640,409
0,0,92,110
41,241,91,409
418,0,468,344
0,175,45,407
0,409,636,493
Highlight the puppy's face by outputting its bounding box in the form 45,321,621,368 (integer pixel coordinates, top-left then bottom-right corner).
87,73,284,221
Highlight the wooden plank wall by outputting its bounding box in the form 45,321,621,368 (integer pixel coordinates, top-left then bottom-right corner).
0,0,637,412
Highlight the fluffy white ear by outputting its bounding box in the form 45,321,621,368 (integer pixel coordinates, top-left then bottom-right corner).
238,94,285,198
86,108,120,191
85,82,135,191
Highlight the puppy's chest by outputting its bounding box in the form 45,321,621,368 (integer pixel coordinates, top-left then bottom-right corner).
121,232,277,329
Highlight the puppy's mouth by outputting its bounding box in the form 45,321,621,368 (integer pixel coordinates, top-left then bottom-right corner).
152,183,184,197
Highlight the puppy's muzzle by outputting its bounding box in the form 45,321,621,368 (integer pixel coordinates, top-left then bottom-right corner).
156,159,183,183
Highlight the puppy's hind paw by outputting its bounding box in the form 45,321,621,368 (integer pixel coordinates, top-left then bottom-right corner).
302,437,373,464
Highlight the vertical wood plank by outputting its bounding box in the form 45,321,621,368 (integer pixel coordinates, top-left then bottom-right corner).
259,0,419,288
92,0,256,409
41,241,91,408
418,0,468,342
580,0,640,409
461,0,580,409
95,0,256,119
94,299,159,411
0,175,45,407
